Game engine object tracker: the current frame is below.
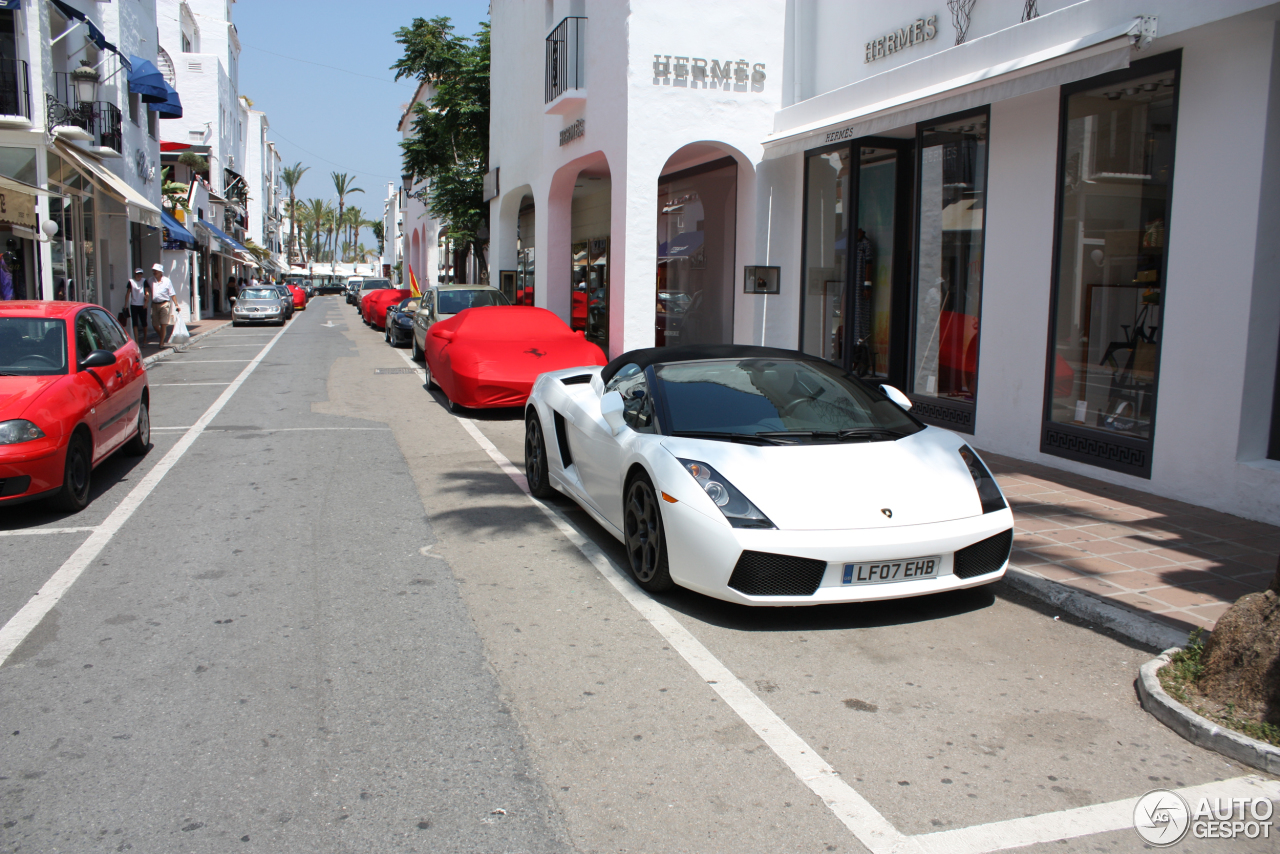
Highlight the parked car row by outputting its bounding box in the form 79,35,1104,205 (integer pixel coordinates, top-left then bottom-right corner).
232,283,302,326
346,284,1014,609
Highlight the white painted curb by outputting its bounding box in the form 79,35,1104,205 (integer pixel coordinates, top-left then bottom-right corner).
1003,566,1189,650
1138,649,1280,776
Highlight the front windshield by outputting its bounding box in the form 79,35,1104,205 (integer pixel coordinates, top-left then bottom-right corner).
438,288,511,315
653,358,922,442
241,288,279,300
361,279,392,290
0,317,68,376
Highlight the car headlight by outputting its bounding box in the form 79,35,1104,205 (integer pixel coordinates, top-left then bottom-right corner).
0,419,46,445
679,459,774,529
958,445,1007,514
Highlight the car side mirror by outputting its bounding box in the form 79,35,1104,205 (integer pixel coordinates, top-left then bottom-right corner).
79,349,117,370
600,390,626,435
880,384,913,410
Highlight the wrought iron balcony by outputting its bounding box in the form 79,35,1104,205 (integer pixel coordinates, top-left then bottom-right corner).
545,16,585,105
0,59,31,121
46,72,123,153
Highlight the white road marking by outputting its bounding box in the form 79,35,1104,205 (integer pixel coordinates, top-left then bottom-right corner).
0,527,97,538
202,427,392,432
0,324,289,667
162,359,254,363
151,382,233,386
149,426,194,431
389,349,1280,854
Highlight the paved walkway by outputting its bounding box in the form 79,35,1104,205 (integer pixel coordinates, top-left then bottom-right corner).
986,451,1279,634
136,313,232,361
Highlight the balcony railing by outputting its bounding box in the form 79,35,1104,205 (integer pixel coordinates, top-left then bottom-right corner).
0,59,31,120
46,72,123,153
545,16,585,104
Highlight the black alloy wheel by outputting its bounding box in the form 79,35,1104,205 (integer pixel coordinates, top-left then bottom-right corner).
623,474,673,592
123,400,151,456
524,413,555,499
53,433,92,512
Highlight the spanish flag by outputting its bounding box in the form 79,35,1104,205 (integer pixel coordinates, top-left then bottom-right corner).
408,264,421,298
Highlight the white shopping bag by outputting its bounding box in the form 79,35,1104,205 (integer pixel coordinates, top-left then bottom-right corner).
169,305,190,345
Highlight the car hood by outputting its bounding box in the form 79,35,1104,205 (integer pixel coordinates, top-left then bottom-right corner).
0,374,67,420
236,300,280,307
659,427,985,530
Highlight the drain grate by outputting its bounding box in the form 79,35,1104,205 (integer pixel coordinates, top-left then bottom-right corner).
374,367,418,375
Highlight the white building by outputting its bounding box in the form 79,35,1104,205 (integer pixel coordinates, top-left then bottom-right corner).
0,0,168,310
381,180,400,282
244,106,284,272
398,81,446,290
489,0,1280,524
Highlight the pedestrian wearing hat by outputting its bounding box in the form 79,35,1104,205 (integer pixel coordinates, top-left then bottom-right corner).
127,267,149,342
149,262,177,345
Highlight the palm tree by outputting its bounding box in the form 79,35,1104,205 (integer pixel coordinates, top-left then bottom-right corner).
302,198,328,260
330,172,363,262
281,162,309,263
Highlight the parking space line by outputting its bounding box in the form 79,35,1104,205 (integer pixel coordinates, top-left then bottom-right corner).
392,344,1280,854
165,359,254,363
0,323,289,668
151,382,233,386
150,426,194,431
0,527,98,538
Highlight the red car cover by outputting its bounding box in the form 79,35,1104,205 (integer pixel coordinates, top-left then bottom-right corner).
425,306,607,408
363,289,410,327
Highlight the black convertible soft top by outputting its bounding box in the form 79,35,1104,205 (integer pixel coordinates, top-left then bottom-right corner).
600,344,827,384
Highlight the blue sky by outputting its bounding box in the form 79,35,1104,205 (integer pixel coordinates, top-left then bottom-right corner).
232,0,490,246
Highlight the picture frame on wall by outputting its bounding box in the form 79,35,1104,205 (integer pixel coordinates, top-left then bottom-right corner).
744,265,780,294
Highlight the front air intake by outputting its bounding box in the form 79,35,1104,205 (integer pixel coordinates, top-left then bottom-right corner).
728,551,828,597
953,529,1013,579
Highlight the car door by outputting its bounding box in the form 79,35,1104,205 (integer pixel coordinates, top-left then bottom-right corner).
414,289,435,349
90,309,143,451
72,310,114,461
569,365,656,528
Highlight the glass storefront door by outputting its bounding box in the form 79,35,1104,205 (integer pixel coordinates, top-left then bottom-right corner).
1042,56,1179,478
571,237,608,351
801,139,912,381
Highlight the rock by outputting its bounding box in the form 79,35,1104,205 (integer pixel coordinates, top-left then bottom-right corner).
1197,559,1280,725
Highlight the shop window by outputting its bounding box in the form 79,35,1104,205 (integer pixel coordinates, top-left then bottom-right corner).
910,110,988,431
571,236,608,351
800,147,850,364
1042,54,1179,478
129,92,140,125
655,157,737,347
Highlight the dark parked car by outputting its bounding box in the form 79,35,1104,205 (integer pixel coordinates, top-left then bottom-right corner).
385,298,420,347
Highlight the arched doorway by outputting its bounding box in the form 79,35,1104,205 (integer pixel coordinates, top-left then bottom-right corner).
656,144,743,347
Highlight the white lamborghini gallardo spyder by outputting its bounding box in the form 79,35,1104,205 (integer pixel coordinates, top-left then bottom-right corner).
523,345,1014,605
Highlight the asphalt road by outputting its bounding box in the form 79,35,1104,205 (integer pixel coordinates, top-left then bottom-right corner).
1,296,1274,854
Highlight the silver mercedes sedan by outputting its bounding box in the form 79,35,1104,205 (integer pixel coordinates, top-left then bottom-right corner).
232,286,287,326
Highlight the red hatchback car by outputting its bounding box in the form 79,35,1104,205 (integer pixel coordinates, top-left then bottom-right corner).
0,301,150,511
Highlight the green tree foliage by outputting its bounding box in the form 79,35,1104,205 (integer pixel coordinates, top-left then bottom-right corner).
393,16,490,279
281,162,309,262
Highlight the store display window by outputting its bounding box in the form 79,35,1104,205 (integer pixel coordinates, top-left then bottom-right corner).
1043,54,1180,478
800,146,850,364
910,110,989,425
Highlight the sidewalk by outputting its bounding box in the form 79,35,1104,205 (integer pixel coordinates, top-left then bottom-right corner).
986,452,1279,636
136,313,233,362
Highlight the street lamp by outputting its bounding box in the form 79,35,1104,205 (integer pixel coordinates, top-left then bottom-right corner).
69,60,100,131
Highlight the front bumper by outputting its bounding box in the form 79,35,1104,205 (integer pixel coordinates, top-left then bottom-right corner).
0,435,65,504
234,312,282,324
660,497,1014,606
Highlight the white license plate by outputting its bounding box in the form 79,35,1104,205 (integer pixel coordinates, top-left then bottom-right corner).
842,556,941,585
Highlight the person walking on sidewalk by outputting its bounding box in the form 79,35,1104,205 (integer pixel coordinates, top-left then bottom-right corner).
149,263,177,346
127,268,149,342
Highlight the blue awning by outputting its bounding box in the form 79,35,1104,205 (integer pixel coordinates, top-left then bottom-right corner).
658,230,704,258
147,79,183,119
50,0,130,71
0,2,21,11
161,210,195,247
197,218,248,254
127,56,169,103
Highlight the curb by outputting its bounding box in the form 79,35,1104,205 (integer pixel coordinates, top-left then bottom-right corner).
1002,566,1189,651
141,322,232,368
1138,649,1280,775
